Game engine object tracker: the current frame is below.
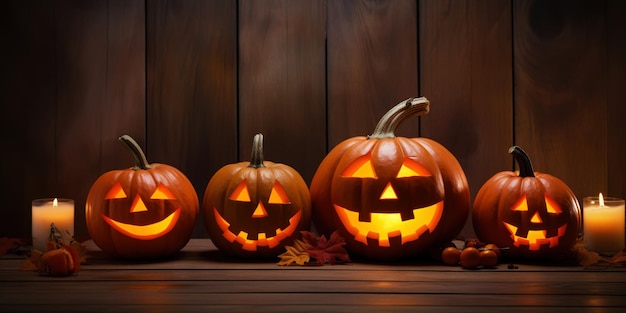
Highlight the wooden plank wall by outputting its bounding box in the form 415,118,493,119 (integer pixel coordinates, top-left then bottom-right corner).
1,0,624,242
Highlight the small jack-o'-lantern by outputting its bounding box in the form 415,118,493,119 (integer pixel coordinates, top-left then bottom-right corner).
472,146,581,260
203,133,312,258
310,98,470,261
85,135,199,259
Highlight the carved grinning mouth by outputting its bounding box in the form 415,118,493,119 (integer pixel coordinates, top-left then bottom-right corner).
333,201,444,247
101,208,181,240
503,222,567,250
213,208,301,251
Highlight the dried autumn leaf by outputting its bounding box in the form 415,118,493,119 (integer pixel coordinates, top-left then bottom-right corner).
277,245,310,266
20,249,43,272
572,238,626,268
302,231,351,265
0,237,28,256
70,240,89,265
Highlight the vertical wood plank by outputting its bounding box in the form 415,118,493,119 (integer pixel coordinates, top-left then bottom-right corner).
327,0,419,147
420,0,513,237
147,0,237,237
238,0,327,184
607,0,626,200
0,0,56,237
514,0,607,200
55,0,146,239
0,0,145,239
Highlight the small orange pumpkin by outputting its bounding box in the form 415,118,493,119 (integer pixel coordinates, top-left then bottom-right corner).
310,98,470,261
203,133,312,258
85,135,199,259
472,146,581,260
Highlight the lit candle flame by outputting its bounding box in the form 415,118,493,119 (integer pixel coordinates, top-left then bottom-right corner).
53,198,58,207
599,193,604,207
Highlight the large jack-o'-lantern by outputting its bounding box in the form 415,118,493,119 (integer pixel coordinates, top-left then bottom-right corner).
310,98,470,261
85,135,199,259
472,146,581,260
203,134,312,258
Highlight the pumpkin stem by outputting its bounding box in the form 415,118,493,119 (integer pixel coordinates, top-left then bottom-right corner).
369,97,430,139
509,146,535,177
119,135,152,170
249,133,265,168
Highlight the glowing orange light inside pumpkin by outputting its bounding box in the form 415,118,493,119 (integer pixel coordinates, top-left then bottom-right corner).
230,180,290,205
230,180,251,202
101,183,181,240
380,183,398,200
268,182,290,204
151,184,177,200
130,195,148,213
105,182,127,199
342,156,432,179
343,155,377,178
252,202,268,218
545,194,562,213
214,208,302,251
505,193,567,250
503,222,567,250
334,201,444,247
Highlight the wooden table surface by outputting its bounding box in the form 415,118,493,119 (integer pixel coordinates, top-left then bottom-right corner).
1,239,625,312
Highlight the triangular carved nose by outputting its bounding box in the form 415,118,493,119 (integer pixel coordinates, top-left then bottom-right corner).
130,195,148,213
252,202,268,218
379,183,398,200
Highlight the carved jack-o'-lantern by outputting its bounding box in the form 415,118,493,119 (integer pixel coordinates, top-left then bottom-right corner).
310,98,470,261
472,146,581,260
85,135,199,259
203,134,312,258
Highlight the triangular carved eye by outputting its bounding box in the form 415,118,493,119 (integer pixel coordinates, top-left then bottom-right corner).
512,194,562,214
268,181,290,204
512,195,528,211
105,182,127,199
150,184,176,200
545,194,562,214
342,155,376,178
230,180,251,202
397,158,432,178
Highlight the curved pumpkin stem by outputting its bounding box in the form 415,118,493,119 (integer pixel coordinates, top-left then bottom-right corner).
369,97,430,139
119,135,152,170
509,146,535,178
249,133,265,169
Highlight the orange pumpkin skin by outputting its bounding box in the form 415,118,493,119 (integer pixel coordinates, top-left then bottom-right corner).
310,98,470,261
86,135,199,259
472,146,581,260
203,134,312,259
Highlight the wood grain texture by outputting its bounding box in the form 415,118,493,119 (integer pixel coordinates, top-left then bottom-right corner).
514,0,608,200
607,0,626,200
1,239,625,312
327,0,419,147
0,0,145,239
238,0,326,184
419,0,513,238
147,0,237,237
1,1,57,237
1,1,624,244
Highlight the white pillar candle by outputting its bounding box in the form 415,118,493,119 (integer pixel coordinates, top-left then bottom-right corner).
31,198,74,251
583,193,625,255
